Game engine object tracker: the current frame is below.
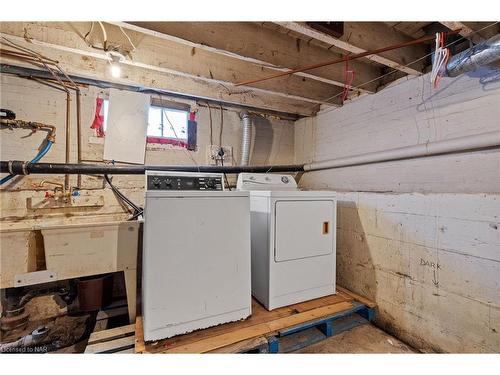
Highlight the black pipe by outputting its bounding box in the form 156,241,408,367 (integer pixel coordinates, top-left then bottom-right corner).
0,161,305,175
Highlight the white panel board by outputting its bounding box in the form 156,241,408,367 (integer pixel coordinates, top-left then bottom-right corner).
103,89,149,164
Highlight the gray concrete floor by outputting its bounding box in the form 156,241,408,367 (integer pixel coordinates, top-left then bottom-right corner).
294,323,416,353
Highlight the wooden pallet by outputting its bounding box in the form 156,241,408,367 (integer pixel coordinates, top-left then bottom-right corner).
85,324,136,354
93,299,130,332
135,287,376,354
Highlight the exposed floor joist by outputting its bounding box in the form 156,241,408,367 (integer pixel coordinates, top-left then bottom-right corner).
0,34,321,116
275,22,424,76
0,22,342,114
111,22,370,94
440,22,485,44
126,22,381,93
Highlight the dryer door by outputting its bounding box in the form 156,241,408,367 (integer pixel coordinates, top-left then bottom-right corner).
274,200,334,262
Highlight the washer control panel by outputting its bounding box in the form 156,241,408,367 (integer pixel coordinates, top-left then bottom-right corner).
146,171,224,191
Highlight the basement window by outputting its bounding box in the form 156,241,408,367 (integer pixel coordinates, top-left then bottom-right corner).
147,106,188,148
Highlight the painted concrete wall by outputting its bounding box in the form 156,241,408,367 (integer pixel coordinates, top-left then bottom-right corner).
295,71,500,352
0,74,295,226
297,69,500,193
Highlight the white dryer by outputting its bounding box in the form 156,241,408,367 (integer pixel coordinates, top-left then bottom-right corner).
237,173,336,310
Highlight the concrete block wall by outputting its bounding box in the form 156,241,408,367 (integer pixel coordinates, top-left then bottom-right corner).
0,74,295,227
295,70,500,352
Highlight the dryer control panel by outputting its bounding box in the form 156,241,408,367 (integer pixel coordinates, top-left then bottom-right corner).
146,171,224,191
236,173,298,191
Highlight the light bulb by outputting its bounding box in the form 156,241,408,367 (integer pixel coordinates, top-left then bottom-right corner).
110,63,121,78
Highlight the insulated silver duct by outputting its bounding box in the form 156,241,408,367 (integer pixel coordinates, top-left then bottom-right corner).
240,111,252,166
446,34,500,77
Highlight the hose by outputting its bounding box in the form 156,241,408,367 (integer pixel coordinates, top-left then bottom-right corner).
0,140,53,185
104,174,143,220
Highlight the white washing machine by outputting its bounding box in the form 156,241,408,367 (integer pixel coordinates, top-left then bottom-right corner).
237,173,336,310
142,171,251,341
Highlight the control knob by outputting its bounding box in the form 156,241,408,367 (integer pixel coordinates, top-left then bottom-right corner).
152,177,161,188
205,178,216,189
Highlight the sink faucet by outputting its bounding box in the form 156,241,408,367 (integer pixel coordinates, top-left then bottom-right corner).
39,180,71,202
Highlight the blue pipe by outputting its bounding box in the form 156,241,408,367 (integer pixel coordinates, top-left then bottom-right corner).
0,141,53,185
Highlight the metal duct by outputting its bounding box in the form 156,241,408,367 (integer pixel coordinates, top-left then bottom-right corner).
240,111,252,166
446,34,500,77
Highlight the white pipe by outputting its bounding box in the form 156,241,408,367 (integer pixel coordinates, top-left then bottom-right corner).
304,131,500,172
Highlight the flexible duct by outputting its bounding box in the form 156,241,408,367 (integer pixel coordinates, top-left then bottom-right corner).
240,111,252,166
304,130,500,172
446,34,500,77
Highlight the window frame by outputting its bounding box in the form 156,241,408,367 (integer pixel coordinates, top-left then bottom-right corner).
146,105,189,148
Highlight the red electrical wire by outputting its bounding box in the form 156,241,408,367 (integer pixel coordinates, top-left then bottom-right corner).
433,32,450,89
341,57,355,104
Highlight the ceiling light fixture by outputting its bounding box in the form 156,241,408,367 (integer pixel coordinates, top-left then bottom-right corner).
106,50,126,79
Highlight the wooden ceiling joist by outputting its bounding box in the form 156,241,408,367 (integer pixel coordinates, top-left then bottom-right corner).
0,22,346,114
440,22,485,44
275,22,425,76
109,22,346,90
125,21,381,93
0,27,325,116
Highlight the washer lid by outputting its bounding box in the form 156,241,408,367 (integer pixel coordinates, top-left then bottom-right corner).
236,173,297,191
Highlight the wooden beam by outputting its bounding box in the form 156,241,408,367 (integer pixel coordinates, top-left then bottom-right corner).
0,34,320,116
276,22,425,76
125,21,380,93
0,22,340,113
440,22,485,44
5,22,342,106
114,21,349,91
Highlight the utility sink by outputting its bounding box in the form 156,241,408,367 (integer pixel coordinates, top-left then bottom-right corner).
0,218,141,322
0,219,141,289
